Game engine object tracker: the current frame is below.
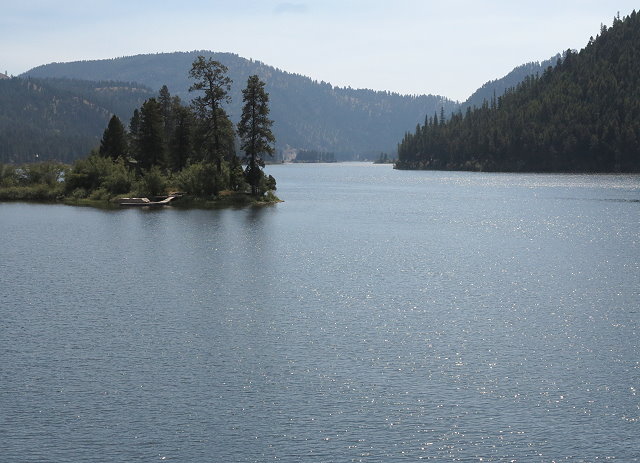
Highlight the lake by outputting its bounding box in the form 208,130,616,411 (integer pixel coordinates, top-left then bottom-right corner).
1,163,639,462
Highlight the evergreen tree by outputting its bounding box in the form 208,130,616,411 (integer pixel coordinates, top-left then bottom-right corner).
158,85,176,144
99,115,128,160
158,85,172,120
137,98,166,170
238,75,275,196
188,56,234,172
129,108,141,158
396,11,640,173
168,105,193,172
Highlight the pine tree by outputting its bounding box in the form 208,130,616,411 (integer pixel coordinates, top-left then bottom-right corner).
158,85,173,142
238,75,275,196
137,98,166,170
99,115,128,160
129,108,141,158
396,11,640,173
188,56,234,172
168,105,193,172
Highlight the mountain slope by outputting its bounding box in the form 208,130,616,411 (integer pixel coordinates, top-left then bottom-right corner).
24,51,457,159
11,51,577,164
461,54,562,110
397,12,640,172
0,77,151,163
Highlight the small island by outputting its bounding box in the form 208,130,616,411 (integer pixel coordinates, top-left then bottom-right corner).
0,57,280,208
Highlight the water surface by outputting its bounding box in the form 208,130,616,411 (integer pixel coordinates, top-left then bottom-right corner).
1,164,639,461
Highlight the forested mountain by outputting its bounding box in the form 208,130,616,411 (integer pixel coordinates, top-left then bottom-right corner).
397,12,640,172
6,49,588,165
461,54,562,110
24,52,456,160
0,77,151,163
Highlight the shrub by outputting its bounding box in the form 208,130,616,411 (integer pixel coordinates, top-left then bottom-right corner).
0,163,18,187
70,188,89,199
245,167,277,196
102,159,135,195
22,162,66,187
134,166,168,197
175,161,229,197
229,163,249,192
89,187,110,201
64,155,115,193
0,184,62,201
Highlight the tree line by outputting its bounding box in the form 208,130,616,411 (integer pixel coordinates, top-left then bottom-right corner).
71,56,277,199
397,11,640,173
0,57,277,203
24,51,459,159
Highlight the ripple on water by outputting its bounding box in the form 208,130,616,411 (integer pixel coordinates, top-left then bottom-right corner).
1,167,639,461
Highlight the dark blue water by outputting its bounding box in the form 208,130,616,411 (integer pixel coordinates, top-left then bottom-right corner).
1,164,639,462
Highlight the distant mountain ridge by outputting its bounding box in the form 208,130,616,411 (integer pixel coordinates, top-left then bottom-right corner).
24,51,457,159
4,50,567,164
461,54,563,110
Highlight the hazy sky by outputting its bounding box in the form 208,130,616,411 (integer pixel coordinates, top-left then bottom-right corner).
2,1,637,101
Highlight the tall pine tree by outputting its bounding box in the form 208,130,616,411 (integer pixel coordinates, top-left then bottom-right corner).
188,56,234,172
238,75,275,196
99,115,128,160
137,98,166,170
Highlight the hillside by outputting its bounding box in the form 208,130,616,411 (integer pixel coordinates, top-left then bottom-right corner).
397,12,640,172
0,77,151,163
8,51,572,165
461,54,562,110
24,51,458,160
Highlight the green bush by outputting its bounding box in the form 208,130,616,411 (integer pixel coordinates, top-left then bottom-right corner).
262,190,280,203
70,188,89,199
245,167,277,196
21,162,66,187
175,161,229,197
102,159,135,195
0,163,18,187
134,166,168,197
64,155,115,193
266,174,277,192
229,163,249,192
89,187,110,201
0,184,62,201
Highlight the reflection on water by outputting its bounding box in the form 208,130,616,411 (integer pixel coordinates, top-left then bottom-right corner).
1,164,639,462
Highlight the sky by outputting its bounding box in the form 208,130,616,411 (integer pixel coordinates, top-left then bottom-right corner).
1,1,638,102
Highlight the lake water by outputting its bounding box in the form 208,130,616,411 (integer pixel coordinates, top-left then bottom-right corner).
1,163,639,462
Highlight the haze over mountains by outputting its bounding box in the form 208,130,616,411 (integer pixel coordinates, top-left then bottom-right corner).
2,51,560,164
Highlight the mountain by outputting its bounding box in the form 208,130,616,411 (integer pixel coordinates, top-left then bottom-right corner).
461,54,562,110
0,77,151,163
24,51,457,160
7,50,580,165
397,11,640,173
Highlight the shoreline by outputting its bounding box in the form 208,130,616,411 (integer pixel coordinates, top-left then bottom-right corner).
0,190,282,210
